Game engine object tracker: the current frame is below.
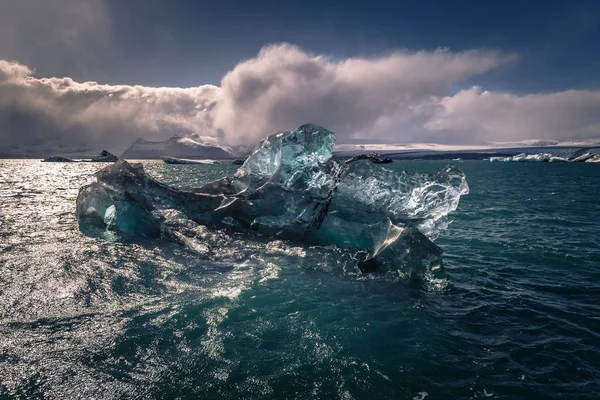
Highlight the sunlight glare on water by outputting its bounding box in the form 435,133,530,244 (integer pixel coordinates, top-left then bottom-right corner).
1,159,600,399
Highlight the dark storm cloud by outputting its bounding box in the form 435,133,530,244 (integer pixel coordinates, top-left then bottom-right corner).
0,0,111,80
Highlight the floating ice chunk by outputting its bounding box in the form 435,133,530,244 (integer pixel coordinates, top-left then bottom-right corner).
90,150,118,162
161,156,216,164
345,153,393,164
329,161,468,238
490,153,567,162
586,155,600,163
76,160,220,238
571,152,600,162
233,123,336,192
76,124,468,279
42,156,76,162
549,156,568,162
103,205,116,228
313,216,443,274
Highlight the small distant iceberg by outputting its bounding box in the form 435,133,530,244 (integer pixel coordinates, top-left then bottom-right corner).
344,153,393,164
490,151,600,163
43,150,118,163
490,153,568,163
161,156,217,165
42,156,76,162
90,150,118,162
569,152,600,163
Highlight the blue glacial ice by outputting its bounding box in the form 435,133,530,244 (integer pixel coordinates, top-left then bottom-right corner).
77,124,469,278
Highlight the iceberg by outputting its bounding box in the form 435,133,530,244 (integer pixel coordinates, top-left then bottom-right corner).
42,156,76,162
90,150,118,162
345,153,393,164
490,153,567,162
77,124,469,279
570,152,600,162
489,151,600,163
161,156,216,164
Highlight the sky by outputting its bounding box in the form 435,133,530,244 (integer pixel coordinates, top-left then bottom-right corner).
0,0,599,154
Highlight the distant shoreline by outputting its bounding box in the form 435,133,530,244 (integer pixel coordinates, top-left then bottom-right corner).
2,144,600,162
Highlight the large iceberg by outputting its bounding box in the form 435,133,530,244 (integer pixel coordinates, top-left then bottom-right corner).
77,124,469,279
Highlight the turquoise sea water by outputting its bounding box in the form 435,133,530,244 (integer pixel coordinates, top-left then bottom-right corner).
1,159,599,399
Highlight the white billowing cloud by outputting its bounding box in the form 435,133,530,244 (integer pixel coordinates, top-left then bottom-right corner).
424,86,600,142
1,43,600,155
0,44,512,152
0,61,32,81
213,44,511,142
0,59,221,150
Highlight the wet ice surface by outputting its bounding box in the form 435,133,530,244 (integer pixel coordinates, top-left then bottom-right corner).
1,159,600,399
76,124,468,278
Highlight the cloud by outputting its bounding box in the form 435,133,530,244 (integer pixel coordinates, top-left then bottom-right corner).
213,44,511,142
424,87,600,142
0,60,220,150
0,44,515,152
1,43,599,154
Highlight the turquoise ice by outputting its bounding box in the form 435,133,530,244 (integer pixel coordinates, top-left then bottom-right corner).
76,124,468,278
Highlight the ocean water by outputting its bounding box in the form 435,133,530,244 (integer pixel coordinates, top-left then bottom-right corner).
1,159,599,400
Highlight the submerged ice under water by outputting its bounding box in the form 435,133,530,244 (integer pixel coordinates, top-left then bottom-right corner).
76,124,469,279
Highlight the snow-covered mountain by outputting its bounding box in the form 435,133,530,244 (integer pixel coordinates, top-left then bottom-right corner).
121,135,236,159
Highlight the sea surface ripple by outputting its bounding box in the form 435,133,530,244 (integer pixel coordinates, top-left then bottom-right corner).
0,160,599,399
